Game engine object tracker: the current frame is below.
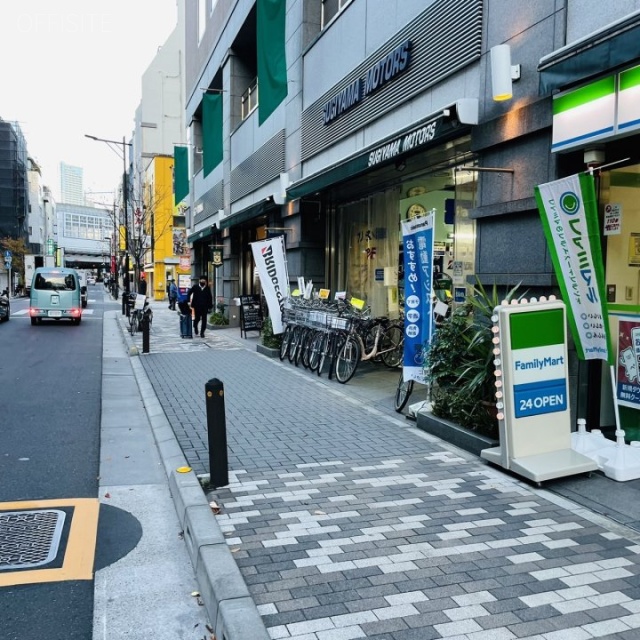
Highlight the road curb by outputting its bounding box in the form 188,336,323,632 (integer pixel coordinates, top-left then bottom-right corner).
120,315,270,640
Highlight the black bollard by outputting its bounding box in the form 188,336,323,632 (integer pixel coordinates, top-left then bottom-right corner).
205,378,229,488
141,313,150,353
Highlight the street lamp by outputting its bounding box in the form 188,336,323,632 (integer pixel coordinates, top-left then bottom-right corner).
85,133,132,315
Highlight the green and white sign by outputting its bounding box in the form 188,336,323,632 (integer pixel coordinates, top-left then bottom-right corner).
535,173,612,363
552,64,640,152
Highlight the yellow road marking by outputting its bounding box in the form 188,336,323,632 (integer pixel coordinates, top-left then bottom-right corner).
0,498,100,586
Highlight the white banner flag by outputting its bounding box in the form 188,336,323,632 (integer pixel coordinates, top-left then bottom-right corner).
250,236,289,334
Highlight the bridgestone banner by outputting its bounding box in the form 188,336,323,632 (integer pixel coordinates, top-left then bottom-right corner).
251,236,289,334
534,173,612,363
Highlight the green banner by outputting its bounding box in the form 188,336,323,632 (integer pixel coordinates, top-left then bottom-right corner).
257,0,288,125
203,93,223,176
173,146,189,204
534,172,612,363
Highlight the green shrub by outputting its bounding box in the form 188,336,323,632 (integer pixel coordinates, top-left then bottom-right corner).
261,315,282,349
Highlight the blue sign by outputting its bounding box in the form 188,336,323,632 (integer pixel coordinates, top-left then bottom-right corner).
375,268,384,282
401,214,434,383
513,379,567,418
454,286,466,303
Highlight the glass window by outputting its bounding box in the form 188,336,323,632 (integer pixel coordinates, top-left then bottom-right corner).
198,0,206,43
321,0,352,29
34,272,76,291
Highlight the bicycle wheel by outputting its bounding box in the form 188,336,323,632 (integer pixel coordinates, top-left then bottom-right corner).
279,325,293,361
317,332,331,376
301,329,317,369
295,327,310,367
288,326,302,363
335,335,361,384
394,370,414,412
129,312,139,336
327,331,346,380
381,324,404,368
308,331,324,372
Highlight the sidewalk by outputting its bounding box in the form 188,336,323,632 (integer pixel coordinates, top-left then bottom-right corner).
122,300,640,640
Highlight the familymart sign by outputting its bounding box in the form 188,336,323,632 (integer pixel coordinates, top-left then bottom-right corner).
535,173,612,363
552,65,640,152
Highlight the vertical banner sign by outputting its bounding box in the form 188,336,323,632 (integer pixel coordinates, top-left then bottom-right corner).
250,236,289,334
617,319,640,409
401,214,434,384
534,173,612,363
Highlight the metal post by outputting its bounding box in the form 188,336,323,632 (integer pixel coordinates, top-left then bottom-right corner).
123,136,130,316
204,378,229,488
141,312,150,353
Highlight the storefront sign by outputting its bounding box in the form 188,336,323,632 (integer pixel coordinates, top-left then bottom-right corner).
535,173,612,363
368,119,438,168
212,248,223,266
401,213,434,384
323,40,411,126
617,318,640,409
552,65,640,152
604,203,622,235
250,236,289,334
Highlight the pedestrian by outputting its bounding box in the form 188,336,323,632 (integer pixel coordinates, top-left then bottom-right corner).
189,275,213,338
168,279,178,310
138,274,147,296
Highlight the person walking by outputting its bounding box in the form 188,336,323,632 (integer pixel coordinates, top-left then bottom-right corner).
168,279,178,310
189,276,213,338
138,274,148,296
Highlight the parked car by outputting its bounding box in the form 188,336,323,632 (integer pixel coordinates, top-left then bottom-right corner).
0,290,9,322
87,276,96,285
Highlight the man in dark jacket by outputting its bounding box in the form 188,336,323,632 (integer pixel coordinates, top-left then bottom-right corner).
189,276,213,338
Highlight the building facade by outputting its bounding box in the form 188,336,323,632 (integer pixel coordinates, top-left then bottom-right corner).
59,162,84,206
180,0,640,431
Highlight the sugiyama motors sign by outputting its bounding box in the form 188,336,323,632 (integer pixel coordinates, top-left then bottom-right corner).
323,40,412,125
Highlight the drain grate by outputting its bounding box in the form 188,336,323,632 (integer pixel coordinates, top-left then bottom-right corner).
0,510,66,571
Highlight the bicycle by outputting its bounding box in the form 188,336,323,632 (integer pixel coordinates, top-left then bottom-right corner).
129,295,153,336
334,311,404,384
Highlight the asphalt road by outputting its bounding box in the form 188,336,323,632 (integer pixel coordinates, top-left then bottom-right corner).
0,285,110,640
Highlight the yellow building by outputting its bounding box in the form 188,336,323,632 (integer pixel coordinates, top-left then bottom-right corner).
143,155,189,300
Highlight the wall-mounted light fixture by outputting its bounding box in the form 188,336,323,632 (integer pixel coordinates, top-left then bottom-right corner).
490,44,521,102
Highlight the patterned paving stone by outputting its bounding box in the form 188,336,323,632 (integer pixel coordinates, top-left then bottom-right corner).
138,304,640,640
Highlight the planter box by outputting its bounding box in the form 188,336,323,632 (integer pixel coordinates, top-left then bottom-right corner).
256,344,280,358
417,411,499,457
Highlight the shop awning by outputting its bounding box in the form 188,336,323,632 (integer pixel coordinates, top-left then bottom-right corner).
219,200,270,230
287,108,469,200
538,11,640,94
187,227,215,243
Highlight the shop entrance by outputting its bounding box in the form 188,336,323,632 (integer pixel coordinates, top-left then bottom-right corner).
601,162,640,439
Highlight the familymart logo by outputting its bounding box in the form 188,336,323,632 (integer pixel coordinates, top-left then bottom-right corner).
559,191,580,215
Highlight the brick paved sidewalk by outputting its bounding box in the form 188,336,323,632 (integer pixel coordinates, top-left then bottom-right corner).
132,301,640,640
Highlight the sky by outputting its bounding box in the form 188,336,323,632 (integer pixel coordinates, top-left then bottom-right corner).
0,0,178,207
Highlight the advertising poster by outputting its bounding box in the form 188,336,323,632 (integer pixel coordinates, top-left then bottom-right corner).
535,172,612,363
617,319,640,408
250,236,289,334
401,213,434,384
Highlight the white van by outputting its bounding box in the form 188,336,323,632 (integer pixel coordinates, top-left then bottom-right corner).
29,267,83,325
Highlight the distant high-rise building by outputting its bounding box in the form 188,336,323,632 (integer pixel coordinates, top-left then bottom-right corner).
60,162,84,205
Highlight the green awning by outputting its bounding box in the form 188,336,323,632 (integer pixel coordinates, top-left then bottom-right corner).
187,227,214,243
288,114,464,200
538,11,640,94
219,201,270,230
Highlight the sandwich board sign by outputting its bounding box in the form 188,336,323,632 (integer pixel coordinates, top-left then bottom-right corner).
481,297,597,483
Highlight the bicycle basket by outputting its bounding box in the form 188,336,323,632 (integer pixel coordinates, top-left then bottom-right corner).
328,315,351,331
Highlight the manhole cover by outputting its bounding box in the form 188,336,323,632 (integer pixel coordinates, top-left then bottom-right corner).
0,510,66,571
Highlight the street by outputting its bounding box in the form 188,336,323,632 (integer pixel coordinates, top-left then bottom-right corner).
0,288,105,639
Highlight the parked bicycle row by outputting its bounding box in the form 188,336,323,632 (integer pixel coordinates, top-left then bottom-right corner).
277,297,403,383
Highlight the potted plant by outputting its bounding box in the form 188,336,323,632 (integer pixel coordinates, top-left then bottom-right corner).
424,280,523,442
257,315,282,357
208,298,229,328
